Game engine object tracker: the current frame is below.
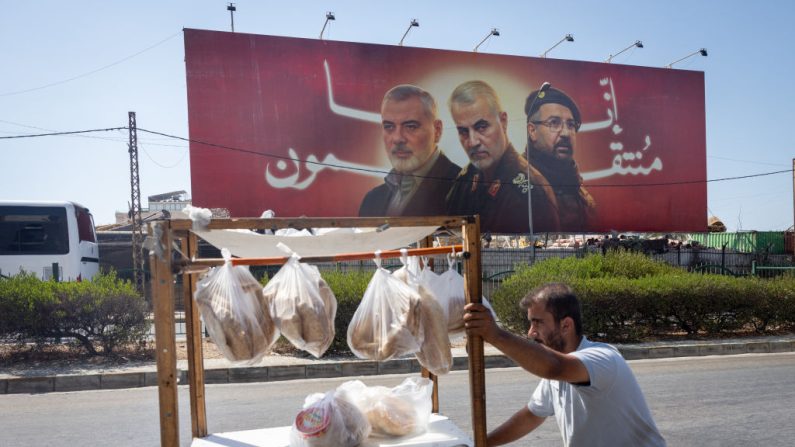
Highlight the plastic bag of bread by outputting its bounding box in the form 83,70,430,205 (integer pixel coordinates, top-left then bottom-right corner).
290,390,371,447
391,251,422,285
193,248,278,365
336,377,433,438
346,255,421,361
426,252,496,333
266,243,337,358
393,253,452,375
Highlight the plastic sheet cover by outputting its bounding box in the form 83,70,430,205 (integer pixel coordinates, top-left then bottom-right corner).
193,226,440,258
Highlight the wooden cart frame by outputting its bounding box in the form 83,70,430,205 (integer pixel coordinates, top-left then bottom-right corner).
149,216,487,446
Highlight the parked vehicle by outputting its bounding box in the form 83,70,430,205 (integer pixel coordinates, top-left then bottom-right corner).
0,200,99,281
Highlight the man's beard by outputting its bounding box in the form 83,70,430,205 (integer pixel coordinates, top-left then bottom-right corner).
552,137,574,160
537,328,566,353
528,137,581,187
389,145,427,173
470,157,495,171
529,136,573,163
468,144,496,171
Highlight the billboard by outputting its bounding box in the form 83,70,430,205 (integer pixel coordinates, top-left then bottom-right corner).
184,28,707,233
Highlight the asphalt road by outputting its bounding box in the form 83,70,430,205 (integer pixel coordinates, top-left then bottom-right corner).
1,352,793,446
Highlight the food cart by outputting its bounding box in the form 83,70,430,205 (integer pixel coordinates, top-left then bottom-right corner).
148,216,487,446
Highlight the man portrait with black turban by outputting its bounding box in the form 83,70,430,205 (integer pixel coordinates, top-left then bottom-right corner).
525,87,596,231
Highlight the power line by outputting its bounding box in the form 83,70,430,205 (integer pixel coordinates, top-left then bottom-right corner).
708,155,790,167
0,31,181,97
607,169,791,188
0,120,187,147
140,144,189,169
137,127,392,177
0,119,134,144
136,127,793,188
0,127,127,138
1,125,792,189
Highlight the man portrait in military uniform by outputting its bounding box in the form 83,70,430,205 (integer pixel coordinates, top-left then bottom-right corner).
359,84,461,217
525,87,596,231
446,80,559,233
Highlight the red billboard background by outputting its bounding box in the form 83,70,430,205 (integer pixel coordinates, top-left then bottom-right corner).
184,28,706,233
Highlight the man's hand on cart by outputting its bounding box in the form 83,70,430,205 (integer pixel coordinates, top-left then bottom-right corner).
463,302,501,342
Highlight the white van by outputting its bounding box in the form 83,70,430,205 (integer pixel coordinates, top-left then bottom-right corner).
0,201,99,281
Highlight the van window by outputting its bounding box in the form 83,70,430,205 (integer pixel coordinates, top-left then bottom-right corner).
0,206,70,255
75,207,96,243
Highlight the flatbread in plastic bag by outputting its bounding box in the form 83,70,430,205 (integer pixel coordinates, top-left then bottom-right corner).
347,256,421,361
394,253,452,375
336,377,433,438
428,253,496,333
266,243,337,358
194,248,278,364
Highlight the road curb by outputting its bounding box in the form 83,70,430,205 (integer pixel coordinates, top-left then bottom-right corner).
2,338,793,395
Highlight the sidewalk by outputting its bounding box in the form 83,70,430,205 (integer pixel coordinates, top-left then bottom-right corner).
2,335,794,395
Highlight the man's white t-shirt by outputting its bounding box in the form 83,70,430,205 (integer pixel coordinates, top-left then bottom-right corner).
528,337,666,446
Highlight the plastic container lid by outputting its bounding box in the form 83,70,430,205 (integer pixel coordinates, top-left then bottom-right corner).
295,406,330,438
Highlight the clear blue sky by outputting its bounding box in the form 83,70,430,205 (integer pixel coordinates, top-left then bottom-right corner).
2,0,793,231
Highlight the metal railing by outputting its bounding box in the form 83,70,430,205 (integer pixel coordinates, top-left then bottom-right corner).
751,261,795,278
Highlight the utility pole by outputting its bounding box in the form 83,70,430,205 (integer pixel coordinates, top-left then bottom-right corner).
128,112,145,293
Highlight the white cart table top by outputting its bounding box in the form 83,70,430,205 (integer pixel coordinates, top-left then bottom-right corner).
191,414,473,447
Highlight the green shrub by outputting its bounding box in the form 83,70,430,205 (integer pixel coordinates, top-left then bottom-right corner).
491,252,671,334
0,271,148,355
577,277,648,341
598,250,679,278
489,264,542,333
757,277,795,331
489,252,795,342
0,272,56,338
321,269,372,355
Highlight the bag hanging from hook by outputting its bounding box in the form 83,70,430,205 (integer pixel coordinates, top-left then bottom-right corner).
393,253,452,375
194,248,279,364
346,252,421,362
266,243,337,358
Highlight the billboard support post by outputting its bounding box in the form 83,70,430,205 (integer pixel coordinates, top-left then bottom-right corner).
526,82,551,259
528,183,535,261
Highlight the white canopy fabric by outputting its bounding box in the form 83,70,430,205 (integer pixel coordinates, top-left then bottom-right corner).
193,226,441,258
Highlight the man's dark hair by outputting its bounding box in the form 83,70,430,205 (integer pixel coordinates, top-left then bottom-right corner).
382,84,437,120
520,283,583,337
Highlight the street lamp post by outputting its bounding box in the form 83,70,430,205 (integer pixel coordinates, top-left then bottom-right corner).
319,12,335,40
226,3,236,32
474,28,500,52
606,40,643,63
541,33,574,58
665,48,708,68
399,19,419,46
